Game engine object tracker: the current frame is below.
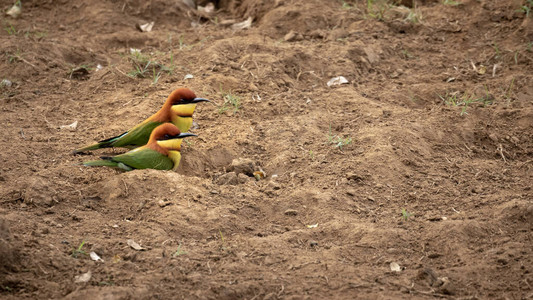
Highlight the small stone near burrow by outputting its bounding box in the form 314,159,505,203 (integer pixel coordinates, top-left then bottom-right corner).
284,209,298,216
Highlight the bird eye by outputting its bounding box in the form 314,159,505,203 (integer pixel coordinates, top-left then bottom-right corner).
163,134,171,139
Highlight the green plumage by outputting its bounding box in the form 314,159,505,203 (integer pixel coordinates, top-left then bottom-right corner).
74,121,163,153
83,148,174,171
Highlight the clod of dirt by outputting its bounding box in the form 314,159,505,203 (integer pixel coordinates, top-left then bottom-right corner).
0,219,19,273
214,172,249,185
284,209,298,216
284,30,303,42
23,177,58,206
346,172,363,181
227,158,256,176
69,66,89,80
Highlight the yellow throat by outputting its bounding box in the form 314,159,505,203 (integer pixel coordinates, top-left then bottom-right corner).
156,139,184,151
171,104,197,133
167,150,182,171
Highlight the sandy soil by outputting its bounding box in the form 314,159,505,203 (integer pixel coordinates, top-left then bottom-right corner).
1,0,532,299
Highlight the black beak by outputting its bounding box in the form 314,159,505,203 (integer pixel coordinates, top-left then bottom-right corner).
192,97,210,103
176,132,197,139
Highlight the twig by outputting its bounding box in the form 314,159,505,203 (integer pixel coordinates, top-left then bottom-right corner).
470,60,477,72
492,63,499,77
20,128,25,140
114,67,135,79
17,55,38,69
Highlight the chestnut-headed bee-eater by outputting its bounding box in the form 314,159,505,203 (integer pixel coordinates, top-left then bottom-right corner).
74,88,208,153
82,123,195,171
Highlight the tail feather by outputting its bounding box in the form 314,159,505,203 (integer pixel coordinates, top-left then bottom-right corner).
72,132,127,154
73,141,111,153
82,160,118,168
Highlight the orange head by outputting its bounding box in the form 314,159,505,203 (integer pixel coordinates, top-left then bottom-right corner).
166,88,210,106
147,123,197,154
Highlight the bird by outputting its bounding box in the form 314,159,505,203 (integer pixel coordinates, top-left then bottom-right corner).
73,88,209,153
82,123,196,171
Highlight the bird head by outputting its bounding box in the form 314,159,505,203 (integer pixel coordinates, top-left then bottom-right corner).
149,123,197,151
167,88,210,116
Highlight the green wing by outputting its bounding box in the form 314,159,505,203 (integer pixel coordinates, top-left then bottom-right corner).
74,120,163,153
109,121,163,148
111,148,174,170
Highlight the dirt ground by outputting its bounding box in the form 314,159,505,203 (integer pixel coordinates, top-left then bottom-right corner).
1,0,532,298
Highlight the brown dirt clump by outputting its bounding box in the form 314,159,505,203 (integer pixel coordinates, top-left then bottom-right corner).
0,0,532,298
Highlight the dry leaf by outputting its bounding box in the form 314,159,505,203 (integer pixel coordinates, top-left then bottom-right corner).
74,271,92,283
136,21,155,32
198,2,215,14
390,262,401,272
6,4,21,18
127,239,146,251
89,252,103,262
232,17,253,30
60,121,78,131
327,76,349,87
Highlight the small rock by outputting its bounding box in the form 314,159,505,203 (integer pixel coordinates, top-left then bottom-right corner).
158,199,171,207
24,177,57,206
284,30,303,42
346,189,357,196
284,209,298,216
309,240,319,247
74,271,92,283
346,172,363,181
209,190,219,194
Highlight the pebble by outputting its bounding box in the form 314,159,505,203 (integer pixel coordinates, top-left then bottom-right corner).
346,172,363,181
158,199,171,207
284,209,298,216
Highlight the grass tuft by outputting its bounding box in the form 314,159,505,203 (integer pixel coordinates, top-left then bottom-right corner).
218,88,241,114
327,125,352,150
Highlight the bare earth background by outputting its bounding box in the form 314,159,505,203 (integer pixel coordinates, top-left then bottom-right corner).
1,0,532,299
